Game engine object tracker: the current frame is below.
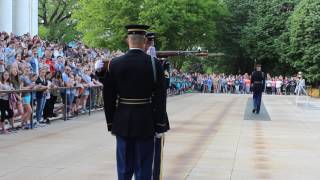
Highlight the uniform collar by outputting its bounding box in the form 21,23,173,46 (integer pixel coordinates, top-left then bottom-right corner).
129,48,145,52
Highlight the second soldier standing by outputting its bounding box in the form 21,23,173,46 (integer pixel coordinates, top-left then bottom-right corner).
145,32,170,180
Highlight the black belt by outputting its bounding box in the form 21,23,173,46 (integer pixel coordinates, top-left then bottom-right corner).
254,81,263,84
118,97,152,105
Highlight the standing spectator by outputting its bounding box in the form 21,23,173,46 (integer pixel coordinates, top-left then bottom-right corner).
68,74,76,116
80,68,93,113
0,71,14,134
61,66,74,118
11,53,22,69
276,77,282,95
4,41,16,68
284,77,290,95
43,71,60,123
20,66,36,129
201,76,207,93
271,78,276,95
35,68,48,125
37,43,45,59
44,49,55,74
239,76,245,94
0,54,5,77
235,77,240,94
245,76,251,94
9,66,23,129
222,76,228,93
54,56,65,73
72,75,84,116
30,47,40,76
207,76,212,93
213,75,219,93
266,77,272,94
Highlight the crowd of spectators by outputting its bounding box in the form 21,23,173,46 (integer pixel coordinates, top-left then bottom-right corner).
169,70,305,96
0,32,120,134
0,32,306,134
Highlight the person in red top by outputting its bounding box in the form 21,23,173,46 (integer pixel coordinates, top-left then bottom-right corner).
44,49,55,74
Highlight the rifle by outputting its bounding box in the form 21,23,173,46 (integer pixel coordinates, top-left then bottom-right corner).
156,50,208,58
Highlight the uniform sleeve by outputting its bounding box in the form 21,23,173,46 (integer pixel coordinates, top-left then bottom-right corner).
153,60,169,133
250,72,254,85
262,72,266,88
103,61,117,132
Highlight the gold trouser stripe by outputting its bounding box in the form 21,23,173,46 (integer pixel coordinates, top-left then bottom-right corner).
156,123,167,127
160,135,165,180
119,98,151,101
119,102,151,105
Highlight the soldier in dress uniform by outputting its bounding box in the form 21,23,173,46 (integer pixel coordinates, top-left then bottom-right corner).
295,72,306,95
145,32,170,90
145,32,170,180
251,64,265,114
103,24,169,180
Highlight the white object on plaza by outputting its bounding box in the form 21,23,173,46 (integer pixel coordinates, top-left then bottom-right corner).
0,0,38,36
295,78,320,109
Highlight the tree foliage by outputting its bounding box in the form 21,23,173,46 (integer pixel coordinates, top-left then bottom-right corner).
240,0,299,74
73,0,227,51
40,0,320,83
73,0,144,49
216,0,320,83
38,0,79,42
139,0,227,50
284,0,320,82
214,0,254,74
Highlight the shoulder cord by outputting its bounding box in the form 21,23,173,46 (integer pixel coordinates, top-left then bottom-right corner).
151,56,157,84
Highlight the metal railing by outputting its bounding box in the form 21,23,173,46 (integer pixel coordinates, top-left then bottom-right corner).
0,85,103,129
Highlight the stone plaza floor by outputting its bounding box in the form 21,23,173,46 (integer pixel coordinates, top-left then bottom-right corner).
0,94,320,180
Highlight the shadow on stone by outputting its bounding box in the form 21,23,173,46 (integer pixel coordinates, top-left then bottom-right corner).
244,98,271,121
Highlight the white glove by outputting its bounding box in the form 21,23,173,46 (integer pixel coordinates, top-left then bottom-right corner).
155,133,164,138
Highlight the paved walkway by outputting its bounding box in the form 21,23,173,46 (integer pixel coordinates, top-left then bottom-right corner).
0,94,320,180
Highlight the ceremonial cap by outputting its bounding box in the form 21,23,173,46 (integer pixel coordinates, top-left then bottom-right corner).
146,32,156,40
125,24,150,35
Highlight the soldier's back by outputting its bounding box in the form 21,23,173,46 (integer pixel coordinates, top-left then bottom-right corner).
108,49,156,138
110,49,154,98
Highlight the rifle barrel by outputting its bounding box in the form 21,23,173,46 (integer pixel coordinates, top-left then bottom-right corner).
156,50,208,58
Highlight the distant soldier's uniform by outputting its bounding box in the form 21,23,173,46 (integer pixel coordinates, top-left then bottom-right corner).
295,72,306,95
251,64,265,114
103,25,168,180
145,32,170,180
146,32,157,58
